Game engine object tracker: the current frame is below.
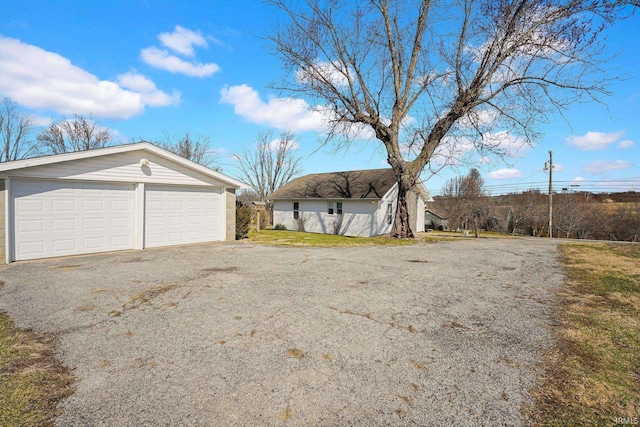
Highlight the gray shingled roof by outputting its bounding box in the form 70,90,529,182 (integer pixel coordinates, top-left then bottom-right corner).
268,168,397,200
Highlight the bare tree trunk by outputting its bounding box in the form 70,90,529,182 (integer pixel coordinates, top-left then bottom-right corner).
391,177,415,239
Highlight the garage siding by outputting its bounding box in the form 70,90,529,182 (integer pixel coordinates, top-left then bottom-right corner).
0,179,5,264
6,151,226,188
226,188,236,241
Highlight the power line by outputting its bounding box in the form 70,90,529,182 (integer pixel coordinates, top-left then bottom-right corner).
430,179,640,196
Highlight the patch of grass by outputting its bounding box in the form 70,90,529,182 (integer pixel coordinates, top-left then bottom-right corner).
582,242,640,259
417,231,459,241
248,229,420,247
0,312,75,426
420,230,518,240
530,243,640,426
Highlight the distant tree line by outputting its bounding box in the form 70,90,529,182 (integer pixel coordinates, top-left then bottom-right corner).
434,169,640,242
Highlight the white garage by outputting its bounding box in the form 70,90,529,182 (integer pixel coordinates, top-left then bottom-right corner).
144,185,222,248
0,143,245,263
12,179,136,261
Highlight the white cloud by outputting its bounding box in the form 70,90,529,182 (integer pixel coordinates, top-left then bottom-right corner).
267,137,300,151
618,139,634,149
429,136,474,167
141,47,219,78
158,25,207,57
582,160,632,174
141,26,221,78
567,131,624,151
31,115,54,127
296,60,350,87
116,72,158,92
0,35,178,119
219,84,327,132
488,168,523,179
553,163,564,172
116,72,180,106
458,109,499,129
482,131,527,156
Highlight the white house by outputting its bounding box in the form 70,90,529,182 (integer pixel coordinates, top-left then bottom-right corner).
269,168,433,237
0,142,246,263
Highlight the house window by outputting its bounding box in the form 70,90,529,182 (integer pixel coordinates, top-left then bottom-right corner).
337,202,343,215
328,202,334,215
386,203,393,225
293,202,299,220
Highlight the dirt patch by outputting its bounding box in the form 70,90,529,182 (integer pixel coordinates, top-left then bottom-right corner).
286,348,305,359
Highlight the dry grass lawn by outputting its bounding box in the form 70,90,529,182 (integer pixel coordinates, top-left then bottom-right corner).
531,243,640,425
0,309,74,426
248,229,423,246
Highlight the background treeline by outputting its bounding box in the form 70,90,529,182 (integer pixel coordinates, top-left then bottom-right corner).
432,169,640,242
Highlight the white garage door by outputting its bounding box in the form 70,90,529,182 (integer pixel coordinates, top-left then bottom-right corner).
145,185,222,248
11,179,135,261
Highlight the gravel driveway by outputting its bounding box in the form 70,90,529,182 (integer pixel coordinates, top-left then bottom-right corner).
0,238,563,426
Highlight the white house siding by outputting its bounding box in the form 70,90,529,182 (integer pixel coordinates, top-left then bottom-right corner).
374,184,398,235
416,195,426,232
272,200,298,231
273,200,341,234
273,199,391,237
271,182,436,237
339,200,383,237
5,150,225,187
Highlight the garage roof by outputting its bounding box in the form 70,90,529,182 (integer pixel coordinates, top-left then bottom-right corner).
0,142,247,188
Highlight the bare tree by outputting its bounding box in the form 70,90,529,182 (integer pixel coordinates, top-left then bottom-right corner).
233,131,302,200
505,190,546,235
236,189,261,205
267,0,630,237
37,114,112,154
600,201,640,241
554,192,599,238
441,168,487,237
627,202,640,242
520,190,548,237
156,133,219,168
0,98,36,162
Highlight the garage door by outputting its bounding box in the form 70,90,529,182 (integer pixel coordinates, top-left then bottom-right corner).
11,179,135,261
145,185,222,248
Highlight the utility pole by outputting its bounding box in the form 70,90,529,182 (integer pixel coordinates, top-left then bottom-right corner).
545,151,553,238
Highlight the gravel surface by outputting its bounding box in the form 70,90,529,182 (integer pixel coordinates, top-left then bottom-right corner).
0,237,563,426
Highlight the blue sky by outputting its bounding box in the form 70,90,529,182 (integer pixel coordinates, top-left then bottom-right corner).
0,1,639,195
